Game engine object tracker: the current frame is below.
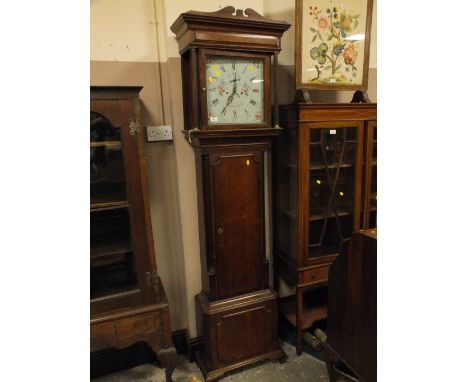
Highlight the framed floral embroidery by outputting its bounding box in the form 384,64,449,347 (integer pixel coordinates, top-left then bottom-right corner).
295,0,373,90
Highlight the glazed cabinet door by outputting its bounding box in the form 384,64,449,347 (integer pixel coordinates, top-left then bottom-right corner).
90,97,157,316
303,122,364,265
209,151,265,299
362,121,377,229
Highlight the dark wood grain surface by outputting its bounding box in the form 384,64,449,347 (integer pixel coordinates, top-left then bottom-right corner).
325,229,377,382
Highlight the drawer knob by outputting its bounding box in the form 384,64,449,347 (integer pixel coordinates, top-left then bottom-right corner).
217,227,223,235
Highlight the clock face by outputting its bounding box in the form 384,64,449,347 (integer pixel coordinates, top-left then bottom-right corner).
205,57,264,125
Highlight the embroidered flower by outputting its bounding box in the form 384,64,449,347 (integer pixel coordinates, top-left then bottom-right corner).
343,43,358,65
340,12,353,33
317,15,329,32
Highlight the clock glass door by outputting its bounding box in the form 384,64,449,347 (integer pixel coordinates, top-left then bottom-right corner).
205,56,264,125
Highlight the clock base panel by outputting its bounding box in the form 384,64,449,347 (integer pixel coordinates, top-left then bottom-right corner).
195,289,286,380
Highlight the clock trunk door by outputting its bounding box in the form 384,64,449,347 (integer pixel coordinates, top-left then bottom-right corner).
211,152,264,299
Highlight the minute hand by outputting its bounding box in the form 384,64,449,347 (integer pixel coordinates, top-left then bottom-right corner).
222,74,238,113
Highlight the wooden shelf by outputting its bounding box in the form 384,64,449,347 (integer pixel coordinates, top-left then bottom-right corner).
278,288,328,330
310,141,357,146
279,163,297,169
308,240,350,261
279,162,355,171
310,162,354,171
309,209,353,222
279,209,297,220
91,240,132,260
91,201,129,212
309,238,350,249
281,302,327,330
90,141,122,148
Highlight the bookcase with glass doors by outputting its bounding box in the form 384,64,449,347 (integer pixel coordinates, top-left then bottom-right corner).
90,86,176,381
273,102,377,355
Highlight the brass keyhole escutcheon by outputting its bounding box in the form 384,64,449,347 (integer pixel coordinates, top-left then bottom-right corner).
218,227,223,235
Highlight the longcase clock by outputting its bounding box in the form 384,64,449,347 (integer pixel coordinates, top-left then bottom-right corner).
171,7,290,381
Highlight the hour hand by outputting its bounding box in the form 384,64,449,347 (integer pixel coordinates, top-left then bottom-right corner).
230,75,240,83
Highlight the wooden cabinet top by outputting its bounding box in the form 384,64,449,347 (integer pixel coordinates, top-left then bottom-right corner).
170,6,290,54
280,103,377,123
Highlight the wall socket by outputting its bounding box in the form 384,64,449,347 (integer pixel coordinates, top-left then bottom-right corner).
146,125,173,142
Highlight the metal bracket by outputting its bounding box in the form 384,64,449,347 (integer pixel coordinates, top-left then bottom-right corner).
188,128,200,144
129,120,141,135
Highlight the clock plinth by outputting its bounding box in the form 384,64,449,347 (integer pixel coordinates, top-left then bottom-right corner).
195,290,286,382
171,7,290,380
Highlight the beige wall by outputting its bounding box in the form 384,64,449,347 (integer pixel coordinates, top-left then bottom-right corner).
91,0,377,338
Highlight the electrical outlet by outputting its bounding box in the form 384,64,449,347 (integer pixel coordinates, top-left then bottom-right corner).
146,125,173,142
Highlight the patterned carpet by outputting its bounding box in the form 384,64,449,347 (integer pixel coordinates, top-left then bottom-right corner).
92,341,353,382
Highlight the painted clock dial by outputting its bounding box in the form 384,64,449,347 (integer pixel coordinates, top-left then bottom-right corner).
206,57,264,125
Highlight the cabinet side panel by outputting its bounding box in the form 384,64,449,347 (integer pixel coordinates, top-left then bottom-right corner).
273,123,299,263
181,51,195,130
197,152,216,296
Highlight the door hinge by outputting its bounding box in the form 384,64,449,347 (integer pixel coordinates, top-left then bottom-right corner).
129,120,141,135
146,270,160,296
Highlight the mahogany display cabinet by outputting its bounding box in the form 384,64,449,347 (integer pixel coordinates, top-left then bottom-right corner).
273,102,377,355
90,86,176,381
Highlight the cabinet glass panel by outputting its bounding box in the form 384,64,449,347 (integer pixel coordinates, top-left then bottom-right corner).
91,112,127,205
91,111,121,143
369,126,377,227
308,127,356,258
90,111,138,300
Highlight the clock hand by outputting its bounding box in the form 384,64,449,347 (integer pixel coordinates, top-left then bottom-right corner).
222,94,233,115
225,92,234,108
231,73,238,94
221,72,244,116
222,73,238,114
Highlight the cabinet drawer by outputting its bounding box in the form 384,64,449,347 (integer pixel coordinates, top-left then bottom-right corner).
91,321,117,352
91,321,116,339
301,265,329,285
116,313,160,337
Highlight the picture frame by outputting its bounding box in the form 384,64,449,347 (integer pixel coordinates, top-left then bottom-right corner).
295,0,373,90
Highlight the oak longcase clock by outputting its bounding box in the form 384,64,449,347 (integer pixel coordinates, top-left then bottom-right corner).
171,7,290,382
